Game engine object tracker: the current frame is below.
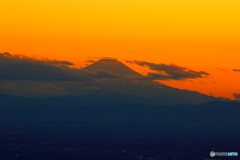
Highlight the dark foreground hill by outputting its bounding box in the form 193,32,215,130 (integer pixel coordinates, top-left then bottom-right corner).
1,96,239,125
1,94,240,160
0,88,230,107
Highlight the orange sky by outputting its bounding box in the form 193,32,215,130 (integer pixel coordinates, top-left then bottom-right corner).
0,0,240,99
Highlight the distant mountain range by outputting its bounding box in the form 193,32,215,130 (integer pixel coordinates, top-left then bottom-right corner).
0,92,239,125
0,58,231,106
0,79,239,124
82,59,230,105
0,89,230,107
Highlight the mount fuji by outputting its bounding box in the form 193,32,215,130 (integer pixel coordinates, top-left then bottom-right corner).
0,58,237,124
83,58,142,76
80,58,229,105
0,58,229,107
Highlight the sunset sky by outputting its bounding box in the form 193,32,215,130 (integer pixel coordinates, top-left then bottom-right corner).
1,0,240,99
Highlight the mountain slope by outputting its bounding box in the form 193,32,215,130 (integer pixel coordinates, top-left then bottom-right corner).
83,59,142,76
0,59,230,106
80,59,229,105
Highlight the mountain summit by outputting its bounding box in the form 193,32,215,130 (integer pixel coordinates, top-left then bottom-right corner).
83,59,142,76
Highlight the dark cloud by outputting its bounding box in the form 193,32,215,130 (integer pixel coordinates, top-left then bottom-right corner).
0,52,74,66
125,60,133,64
0,52,11,57
233,69,240,72
0,52,124,81
45,60,74,66
233,93,240,100
0,53,210,83
128,60,209,80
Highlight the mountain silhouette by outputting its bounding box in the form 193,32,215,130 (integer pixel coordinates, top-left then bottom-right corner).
83,58,142,76
0,59,230,106
79,58,229,105
0,92,239,124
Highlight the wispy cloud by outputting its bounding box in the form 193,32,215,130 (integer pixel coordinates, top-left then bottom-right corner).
85,60,96,63
127,60,209,80
216,68,230,72
233,69,240,72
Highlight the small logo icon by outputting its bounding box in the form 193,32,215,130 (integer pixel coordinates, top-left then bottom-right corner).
210,151,216,157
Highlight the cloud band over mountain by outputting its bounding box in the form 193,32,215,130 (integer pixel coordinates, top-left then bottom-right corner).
1,52,210,82
0,52,123,81
127,60,210,80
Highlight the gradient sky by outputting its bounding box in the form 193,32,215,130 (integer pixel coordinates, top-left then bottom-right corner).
1,0,240,99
